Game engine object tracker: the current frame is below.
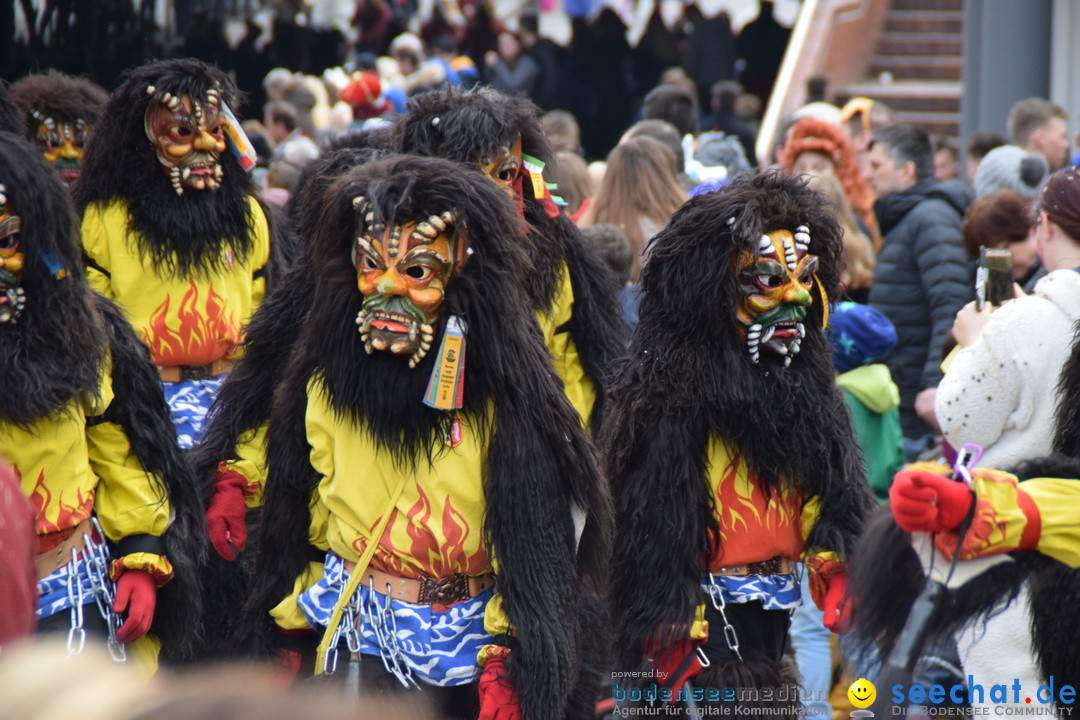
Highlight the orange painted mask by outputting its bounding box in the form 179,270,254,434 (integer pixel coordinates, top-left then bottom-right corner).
31,113,89,186
144,88,227,195
735,226,818,365
479,135,523,201
0,183,26,323
352,198,468,368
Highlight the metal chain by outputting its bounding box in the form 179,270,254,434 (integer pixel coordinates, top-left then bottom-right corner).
361,578,418,688
83,520,125,662
706,573,742,661
65,549,86,656
326,568,421,688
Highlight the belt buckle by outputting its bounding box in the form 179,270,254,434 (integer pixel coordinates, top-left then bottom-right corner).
746,557,784,575
417,574,469,604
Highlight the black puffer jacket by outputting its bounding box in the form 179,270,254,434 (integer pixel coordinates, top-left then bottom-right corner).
868,178,973,439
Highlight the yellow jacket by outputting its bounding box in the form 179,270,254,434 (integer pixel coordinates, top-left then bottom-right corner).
270,376,509,638
705,437,839,608
931,467,1080,568
228,259,594,507
80,197,270,367
1,359,173,584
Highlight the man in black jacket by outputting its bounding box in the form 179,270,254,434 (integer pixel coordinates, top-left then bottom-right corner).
865,124,972,453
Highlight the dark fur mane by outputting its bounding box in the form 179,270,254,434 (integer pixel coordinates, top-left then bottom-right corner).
604,172,873,666
298,155,529,465
9,70,108,133
1052,320,1080,456
246,154,612,720
72,58,258,280
392,85,627,430
0,132,105,423
0,81,24,134
392,85,561,313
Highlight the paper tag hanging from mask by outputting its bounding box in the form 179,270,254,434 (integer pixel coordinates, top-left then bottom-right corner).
423,315,467,410
521,154,547,199
221,101,258,171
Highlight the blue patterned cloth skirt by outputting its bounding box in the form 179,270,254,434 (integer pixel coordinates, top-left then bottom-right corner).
163,376,225,449
299,552,493,687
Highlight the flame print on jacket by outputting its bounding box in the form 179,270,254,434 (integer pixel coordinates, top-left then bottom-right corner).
357,485,490,579
707,447,804,570
27,469,94,537
141,278,240,367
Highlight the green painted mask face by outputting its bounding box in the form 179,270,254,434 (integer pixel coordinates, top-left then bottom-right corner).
735,226,818,365
351,197,467,368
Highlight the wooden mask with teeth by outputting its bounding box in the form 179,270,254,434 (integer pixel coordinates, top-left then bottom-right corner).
0,183,26,324
143,86,227,195
734,225,819,366
351,196,469,368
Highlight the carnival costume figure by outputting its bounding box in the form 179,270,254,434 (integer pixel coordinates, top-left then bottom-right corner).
196,89,623,667
0,131,202,664
603,172,874,716
192,147,380,659
240,154,611,720
392,85,625,430
852,325,1080,714
9,70,108,188
74,58,280,449
199,86,623,511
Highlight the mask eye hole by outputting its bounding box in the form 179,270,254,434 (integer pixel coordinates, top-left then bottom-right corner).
361,255,379,271
756,272,784,289
404,265,434,282
490,155,520,185
0,233,18,251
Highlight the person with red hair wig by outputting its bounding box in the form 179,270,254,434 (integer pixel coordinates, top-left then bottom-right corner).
779,118,880,250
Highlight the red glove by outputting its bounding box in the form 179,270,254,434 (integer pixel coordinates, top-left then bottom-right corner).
649,637,705,698
275,626,314,679
279,648,302,675
821,572,853,634
207,463,248,560
477,654,522,720
113,570,157,643
890,470,975,533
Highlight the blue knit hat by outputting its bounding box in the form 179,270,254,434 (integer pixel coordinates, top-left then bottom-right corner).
827,302,897,373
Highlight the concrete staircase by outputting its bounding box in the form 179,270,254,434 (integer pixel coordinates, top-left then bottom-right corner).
833,0,963,140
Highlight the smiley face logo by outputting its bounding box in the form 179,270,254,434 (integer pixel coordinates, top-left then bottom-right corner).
848,678,876,709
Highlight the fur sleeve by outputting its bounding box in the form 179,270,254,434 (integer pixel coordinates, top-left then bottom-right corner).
94,292,204,663
603,387,712,670
237,355,322,658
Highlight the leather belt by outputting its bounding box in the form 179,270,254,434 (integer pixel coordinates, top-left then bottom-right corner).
713,556,793,577
342,561,496,605
158,358,234,383
36,518,95,580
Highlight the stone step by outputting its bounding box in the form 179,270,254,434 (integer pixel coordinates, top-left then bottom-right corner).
835,92,959,114
870,55,962,81
885,9,963,34
833,81,961,138
890,0,962,11
877,32,963,57
890,110,961,138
